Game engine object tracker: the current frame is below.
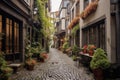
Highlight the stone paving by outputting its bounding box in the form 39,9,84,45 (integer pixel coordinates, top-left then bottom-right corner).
10,48,94,80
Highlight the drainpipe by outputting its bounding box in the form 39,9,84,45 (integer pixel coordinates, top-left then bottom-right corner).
116,0,120,64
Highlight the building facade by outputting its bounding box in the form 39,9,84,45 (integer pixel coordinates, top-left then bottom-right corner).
56,0,120,64
0,0,35,62
67,0,80,47
79,0,117,63
55,0,69,49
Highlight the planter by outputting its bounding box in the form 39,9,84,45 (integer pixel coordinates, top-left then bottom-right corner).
39,57,45,62
25,59,36,70
80,0,98,19
26,64,35,71
92,68,103,80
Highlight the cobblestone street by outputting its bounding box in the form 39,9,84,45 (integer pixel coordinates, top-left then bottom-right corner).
11,48,94,80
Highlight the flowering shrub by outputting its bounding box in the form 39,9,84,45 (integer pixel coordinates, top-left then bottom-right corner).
82,45,88,53
82,44,96,56
87,44,96,50
26,59,36,66
40,50,48,59
40,53,48,59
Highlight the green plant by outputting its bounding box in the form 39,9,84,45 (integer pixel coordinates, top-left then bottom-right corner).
25,59,36,66
25,44,33,59
72,45,80,55
90,48,110,69
62,42,69,52
72,55,77,61
0,52,13,79
39,50,48,59
71,24,79,36
25,58,36,70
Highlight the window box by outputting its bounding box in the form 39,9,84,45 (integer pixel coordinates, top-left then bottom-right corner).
80,0,99,19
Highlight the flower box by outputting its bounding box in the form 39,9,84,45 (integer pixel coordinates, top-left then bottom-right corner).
80,0,99,19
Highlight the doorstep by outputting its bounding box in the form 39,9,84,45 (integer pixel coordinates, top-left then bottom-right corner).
7,63,22,74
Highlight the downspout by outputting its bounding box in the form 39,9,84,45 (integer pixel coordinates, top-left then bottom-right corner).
116,0,120,64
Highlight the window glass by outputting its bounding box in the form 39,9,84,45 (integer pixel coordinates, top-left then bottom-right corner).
76,2,80,16
82,20,106,50
14,22,19,53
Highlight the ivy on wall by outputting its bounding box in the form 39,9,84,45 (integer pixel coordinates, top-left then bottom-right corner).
36,0,52,39
71,24,80,36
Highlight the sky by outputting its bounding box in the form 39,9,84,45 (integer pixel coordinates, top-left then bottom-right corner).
51,0,62,12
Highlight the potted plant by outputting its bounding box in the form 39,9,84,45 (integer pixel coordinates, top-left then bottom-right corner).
90,48,110,80
82,45,88,53
25,44,36,70
25,58,36,70
62,42,69,53
39,50,48,62
72,45,80,56
0,66,13,80
87,44,96,56
81,44,96,56
0,51,13,80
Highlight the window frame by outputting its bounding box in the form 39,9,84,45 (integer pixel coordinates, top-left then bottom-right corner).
82,20,106,50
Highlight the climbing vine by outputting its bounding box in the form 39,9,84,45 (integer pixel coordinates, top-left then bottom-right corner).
36,0,53,39
71,24,79,36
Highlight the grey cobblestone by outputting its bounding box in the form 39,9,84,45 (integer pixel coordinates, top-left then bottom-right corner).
10,48,94,80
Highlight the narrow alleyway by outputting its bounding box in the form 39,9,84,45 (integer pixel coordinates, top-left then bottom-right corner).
11,48,94,80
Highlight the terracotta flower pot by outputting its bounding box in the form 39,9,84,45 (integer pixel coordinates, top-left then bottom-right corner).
27,64,35,71
92,68,103,80
39,57,45,62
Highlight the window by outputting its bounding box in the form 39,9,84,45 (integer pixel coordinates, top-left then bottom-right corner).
76,1,80,16
6,18,13,53
0,15,2,51
72,9,74,19
14,22,19,53
84,0,89,9
5,18,20,53
83,20,106,50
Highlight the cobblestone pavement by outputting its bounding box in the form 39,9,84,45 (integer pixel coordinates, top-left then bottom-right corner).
10,48,94,80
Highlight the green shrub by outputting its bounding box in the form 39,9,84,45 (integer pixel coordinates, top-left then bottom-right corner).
90,48,110,69
72,45,80,55
0,52,13,79
62,42,69,50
